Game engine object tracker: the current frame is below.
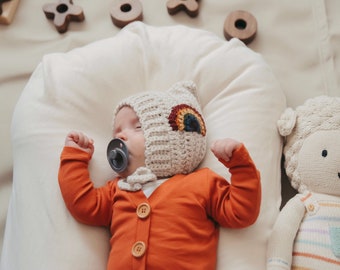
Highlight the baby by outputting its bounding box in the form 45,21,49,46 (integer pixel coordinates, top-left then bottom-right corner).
58,81,261,269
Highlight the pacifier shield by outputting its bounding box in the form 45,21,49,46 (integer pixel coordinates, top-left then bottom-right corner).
107,138,129,173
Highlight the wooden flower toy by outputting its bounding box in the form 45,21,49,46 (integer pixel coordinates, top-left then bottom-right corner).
43,0,85,33
166,0,199,17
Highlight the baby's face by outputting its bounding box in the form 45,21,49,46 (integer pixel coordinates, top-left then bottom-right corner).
113,106,146,178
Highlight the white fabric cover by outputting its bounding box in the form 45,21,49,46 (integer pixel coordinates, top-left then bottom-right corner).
1,22,285,270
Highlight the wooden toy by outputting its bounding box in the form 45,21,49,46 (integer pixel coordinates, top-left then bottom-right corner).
0,0,20,25
110,0,143,28
224,10,257,45
166,0,199,17
0,0,10,14
43,0,85,34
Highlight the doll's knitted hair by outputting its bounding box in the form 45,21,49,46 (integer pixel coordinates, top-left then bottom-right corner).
112,81,207,178
277,95,340,192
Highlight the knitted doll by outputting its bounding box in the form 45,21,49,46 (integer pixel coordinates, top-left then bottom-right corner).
267,96,340,270
58,81,261,270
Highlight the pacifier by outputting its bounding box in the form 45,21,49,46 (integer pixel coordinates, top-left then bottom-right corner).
107,138,129,173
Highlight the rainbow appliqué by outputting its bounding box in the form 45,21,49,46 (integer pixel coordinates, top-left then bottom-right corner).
168,104,206,136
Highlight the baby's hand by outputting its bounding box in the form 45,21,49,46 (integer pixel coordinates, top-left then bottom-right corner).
65,131,94,156
210,138,242,162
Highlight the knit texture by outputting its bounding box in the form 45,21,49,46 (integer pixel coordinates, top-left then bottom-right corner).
113,81,207,179
268,95,340,270
267,193,340,270
292,193,340,269
277,96,340,192
118,167,157,191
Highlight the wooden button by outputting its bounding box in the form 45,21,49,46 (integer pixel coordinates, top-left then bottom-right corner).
166,0,199,17
43,0,85,34
110,0,143,28
0,0,20,25
223,10,257,45
131,241,146,258
307,204,315,212
136,203,151,219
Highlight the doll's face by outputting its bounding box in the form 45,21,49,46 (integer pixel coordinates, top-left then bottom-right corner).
113,106,146,178
297,130,340,196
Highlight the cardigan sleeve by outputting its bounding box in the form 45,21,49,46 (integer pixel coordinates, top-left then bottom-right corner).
208,144,261,228
58,146,115,227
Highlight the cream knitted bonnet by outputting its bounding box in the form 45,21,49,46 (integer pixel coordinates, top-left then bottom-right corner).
113,81,207,179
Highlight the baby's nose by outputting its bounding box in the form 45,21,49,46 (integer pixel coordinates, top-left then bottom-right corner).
116,131,127,141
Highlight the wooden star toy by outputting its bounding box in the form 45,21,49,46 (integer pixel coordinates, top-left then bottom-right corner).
166,0,199,18
43,0,85,33
0,0,20,25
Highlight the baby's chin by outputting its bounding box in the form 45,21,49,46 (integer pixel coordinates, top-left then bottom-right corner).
117,171,129,179
117,167,138,179
117,159,148,178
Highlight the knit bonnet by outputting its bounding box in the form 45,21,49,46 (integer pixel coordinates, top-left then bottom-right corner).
112,81,207,179
277,95,340,192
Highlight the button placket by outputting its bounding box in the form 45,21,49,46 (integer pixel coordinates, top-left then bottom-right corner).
131,201,152,264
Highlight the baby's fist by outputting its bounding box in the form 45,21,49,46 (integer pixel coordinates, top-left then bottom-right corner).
210,138,241,162
65,131,94,156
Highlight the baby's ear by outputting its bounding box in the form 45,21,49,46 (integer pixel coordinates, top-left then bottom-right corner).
277,107,297,136
169,80,199,99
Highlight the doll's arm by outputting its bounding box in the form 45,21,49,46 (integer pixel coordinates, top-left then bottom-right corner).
267,195,305,270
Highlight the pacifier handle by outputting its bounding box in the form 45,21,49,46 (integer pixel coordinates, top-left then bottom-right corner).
107,138,129,173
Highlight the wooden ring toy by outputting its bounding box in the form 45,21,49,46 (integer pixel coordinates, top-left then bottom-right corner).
223,10,257,45
110,0,143,28
0,0,20,25
166,0,199,18
43,0,85,34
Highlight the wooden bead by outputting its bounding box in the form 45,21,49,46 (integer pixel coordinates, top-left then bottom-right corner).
166,0,199,18
223,10,257,45
43,0,85,34
0,0,20,25
110,0,143,28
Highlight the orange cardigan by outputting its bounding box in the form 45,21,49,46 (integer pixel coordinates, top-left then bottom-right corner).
58,144,261,270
